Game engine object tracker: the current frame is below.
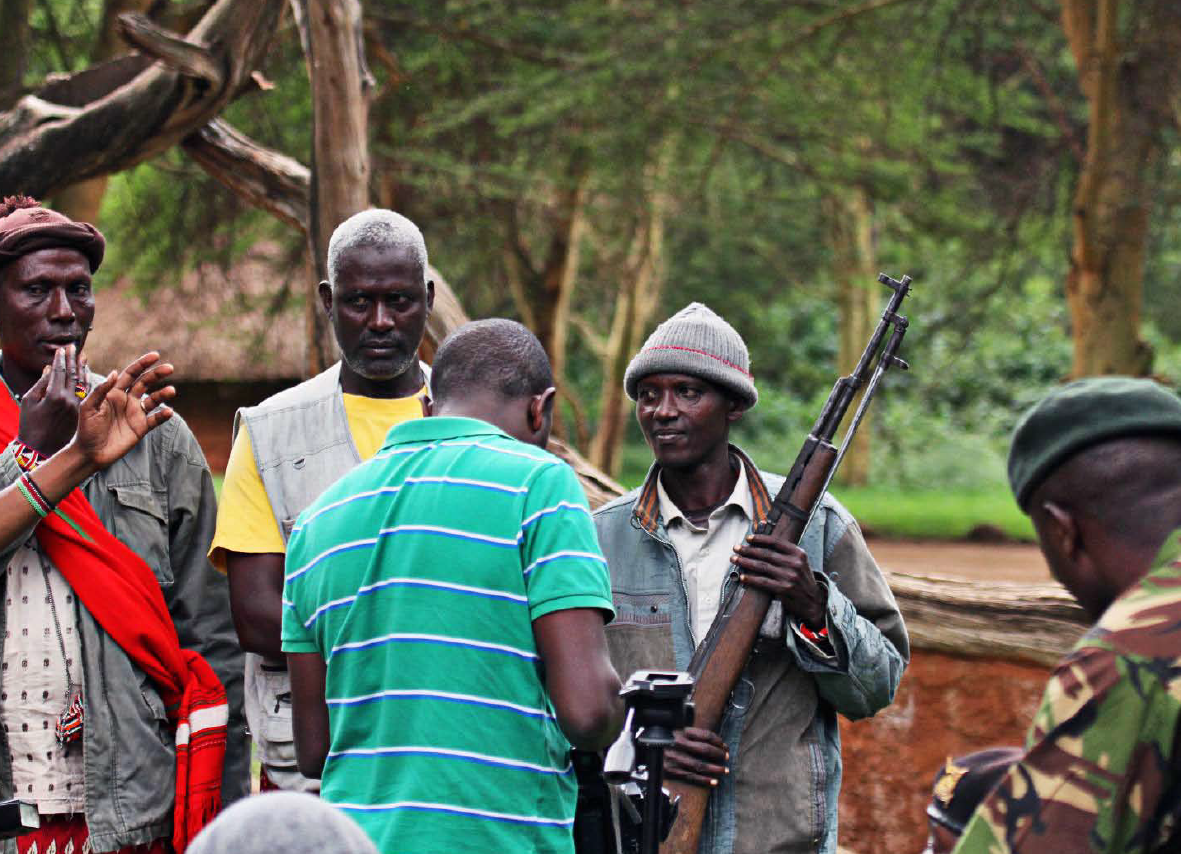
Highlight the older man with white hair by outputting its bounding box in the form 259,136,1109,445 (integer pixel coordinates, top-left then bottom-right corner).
210,208,435,792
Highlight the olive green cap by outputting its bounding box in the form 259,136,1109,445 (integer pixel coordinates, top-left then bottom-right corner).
1008,377,1181,512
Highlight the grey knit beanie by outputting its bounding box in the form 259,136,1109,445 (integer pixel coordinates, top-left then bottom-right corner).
187,792,378,854
624,302,757,408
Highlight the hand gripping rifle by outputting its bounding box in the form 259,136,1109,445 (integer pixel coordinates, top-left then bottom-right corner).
659,273,913,854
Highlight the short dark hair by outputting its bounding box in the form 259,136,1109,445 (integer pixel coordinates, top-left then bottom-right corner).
1032,435,1181,547
431,319,554,403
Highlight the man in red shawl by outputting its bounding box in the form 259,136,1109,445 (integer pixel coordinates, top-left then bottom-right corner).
0,196,246,853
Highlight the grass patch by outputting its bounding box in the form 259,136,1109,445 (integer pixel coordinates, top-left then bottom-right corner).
831,485,1035,542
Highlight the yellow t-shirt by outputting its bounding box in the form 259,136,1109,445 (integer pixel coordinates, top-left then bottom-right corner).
208,390,426,571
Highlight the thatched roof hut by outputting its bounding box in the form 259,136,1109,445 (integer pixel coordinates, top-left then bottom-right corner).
85,244,307,383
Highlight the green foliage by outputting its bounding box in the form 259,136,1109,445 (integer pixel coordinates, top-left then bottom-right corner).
100,154,285,292
27,0,104,75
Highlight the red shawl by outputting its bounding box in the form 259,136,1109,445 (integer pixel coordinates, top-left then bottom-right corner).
0,391,226,853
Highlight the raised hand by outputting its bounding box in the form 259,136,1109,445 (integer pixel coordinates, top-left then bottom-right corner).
17,344,85,456
74,351,176,469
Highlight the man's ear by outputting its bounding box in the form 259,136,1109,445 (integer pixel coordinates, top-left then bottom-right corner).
421,393,434,417
425,279,435,315
1041,500,1080,563
318,280,333,316
726,396,747,424
529,387,557,433
1044,498,1086,578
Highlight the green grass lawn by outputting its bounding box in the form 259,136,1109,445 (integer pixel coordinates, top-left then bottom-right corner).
830,484,1035,542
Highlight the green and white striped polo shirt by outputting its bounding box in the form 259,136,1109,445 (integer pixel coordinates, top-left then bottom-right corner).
282,416,614,854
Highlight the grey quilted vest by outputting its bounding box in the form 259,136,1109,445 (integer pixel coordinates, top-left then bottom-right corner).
234,361,428,791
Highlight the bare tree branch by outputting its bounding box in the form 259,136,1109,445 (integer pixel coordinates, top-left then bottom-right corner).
118,12,223,85
181,118,311,231
0,0,286,198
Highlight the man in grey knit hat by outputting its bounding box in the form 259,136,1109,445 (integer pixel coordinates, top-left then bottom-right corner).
593,303,908,854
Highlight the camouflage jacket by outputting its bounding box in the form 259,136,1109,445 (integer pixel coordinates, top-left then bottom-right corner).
954,531,1181,854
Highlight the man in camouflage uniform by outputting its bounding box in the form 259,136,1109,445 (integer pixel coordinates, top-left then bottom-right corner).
954,377,1181,854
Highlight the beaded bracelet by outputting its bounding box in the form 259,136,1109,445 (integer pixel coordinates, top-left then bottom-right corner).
12,440,45,473
17,473,52,518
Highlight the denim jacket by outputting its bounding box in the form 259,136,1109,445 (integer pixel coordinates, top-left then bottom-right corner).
0,377,247,853
593,447,908,854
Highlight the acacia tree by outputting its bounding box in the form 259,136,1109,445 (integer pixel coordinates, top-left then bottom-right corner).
0,0,619,501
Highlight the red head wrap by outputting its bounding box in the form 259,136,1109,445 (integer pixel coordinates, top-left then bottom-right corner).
0,195,106,273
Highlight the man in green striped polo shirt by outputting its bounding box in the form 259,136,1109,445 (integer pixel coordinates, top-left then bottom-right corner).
283,319,624,854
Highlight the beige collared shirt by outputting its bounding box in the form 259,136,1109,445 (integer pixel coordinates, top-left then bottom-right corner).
657,463,836,660
657,464,754,640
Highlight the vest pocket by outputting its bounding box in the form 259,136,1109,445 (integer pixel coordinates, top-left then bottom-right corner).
256,667,298,767
108,485,172,585
606,592,675,679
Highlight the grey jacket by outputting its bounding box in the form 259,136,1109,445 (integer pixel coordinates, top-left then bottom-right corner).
593,448,908,854
0,387,247,853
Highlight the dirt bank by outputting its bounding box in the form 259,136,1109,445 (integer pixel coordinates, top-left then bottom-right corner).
838,650,1050,853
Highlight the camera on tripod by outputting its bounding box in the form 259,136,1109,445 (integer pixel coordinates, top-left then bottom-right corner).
573,670,695,854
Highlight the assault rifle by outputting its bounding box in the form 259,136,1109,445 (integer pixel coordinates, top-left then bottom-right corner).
660,273,913,854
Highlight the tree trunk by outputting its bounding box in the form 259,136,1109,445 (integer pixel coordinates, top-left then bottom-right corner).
588,145,671,476
537,155,589,390
0,0,31,111
294,0,373,375
1060,0,1181,377
885,570,1088,666
826,187,877,487
501,149,590,441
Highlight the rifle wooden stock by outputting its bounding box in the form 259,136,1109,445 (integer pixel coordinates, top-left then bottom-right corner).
661,443,838,854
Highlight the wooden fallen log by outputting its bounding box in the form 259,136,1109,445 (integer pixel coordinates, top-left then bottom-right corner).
884,570,1089,667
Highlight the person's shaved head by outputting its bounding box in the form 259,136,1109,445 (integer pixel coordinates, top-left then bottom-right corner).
1030,436,1181,549
431,319,554,404
1028,435,1181,619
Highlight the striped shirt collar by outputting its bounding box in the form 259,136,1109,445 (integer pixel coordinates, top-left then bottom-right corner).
383,415,512,448
634,445,772,534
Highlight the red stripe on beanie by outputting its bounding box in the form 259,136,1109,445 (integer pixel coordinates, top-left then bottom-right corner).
640,345,753,378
